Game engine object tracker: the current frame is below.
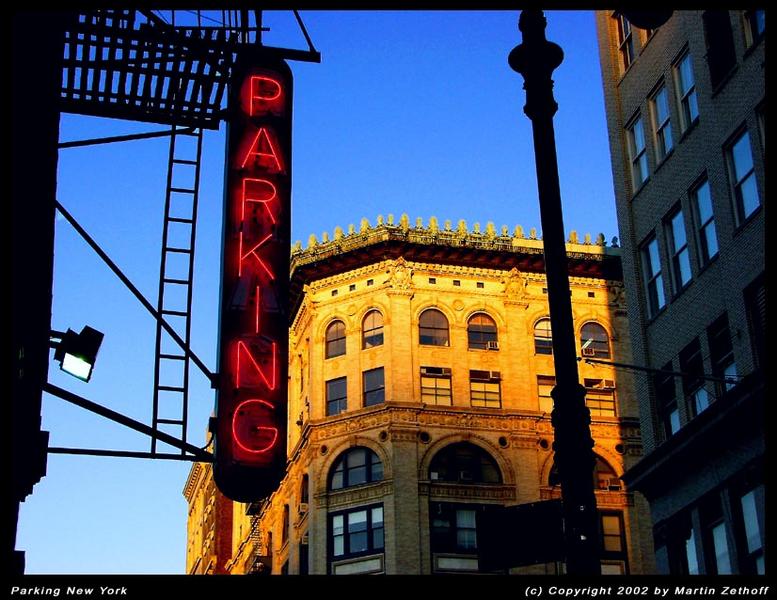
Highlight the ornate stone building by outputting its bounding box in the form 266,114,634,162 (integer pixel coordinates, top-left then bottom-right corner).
596,11,765,575
184,216,656,575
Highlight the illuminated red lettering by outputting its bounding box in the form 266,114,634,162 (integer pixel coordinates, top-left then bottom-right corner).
232,398,279,454
236,340,277,390
249,76,282,115
254,285,262,334
238,232,275,279
240,127,283,172
242,178,278,224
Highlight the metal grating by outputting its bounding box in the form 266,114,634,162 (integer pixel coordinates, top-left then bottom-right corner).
60,10,237,129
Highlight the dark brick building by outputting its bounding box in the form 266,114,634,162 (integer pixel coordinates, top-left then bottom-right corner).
596,10,765,575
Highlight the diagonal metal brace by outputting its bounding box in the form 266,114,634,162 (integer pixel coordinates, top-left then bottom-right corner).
54,199,217,386
44,382,213,461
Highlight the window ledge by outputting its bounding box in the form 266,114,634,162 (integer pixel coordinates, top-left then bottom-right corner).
710,64,739,99
695,252,720,277
732,205,764,236
631,177,650,201
677,117,699,144
653,147,675,174
743,35,765,60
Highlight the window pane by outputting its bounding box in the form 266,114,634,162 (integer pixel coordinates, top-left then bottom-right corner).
333,535,344,557
695,181,713,222
740,490,762,554
326,321,346,358
732,133,754,180
712,523,732,574
739,175,759,219
685,532,699,574
363,310,384,349
332,515,344,535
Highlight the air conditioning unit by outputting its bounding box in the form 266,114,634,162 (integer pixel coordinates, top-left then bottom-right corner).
298,502,308,515
582,347,596,357
606,478,622,491
301,532,309,545
486,340,499,350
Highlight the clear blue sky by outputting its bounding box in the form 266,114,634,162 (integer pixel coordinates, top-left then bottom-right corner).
17,10,618,574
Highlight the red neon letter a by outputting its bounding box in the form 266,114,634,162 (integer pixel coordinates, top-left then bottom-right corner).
240,127,283,172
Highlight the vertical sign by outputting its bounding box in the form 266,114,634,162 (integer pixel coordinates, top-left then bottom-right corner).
214,55,292,502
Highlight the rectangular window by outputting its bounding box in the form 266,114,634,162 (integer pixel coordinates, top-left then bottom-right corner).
469,370,501,408
712,523,733,574
641,236,666,318
707,313,737,395
690,177,719,266
654,362,680,439
738,485,765,574
537,375,555,414
326,376,347,416
666,207,692,292
600,511,629,574
584,378,617,417
728,130,760,224
363,367,385,407
330,504,384,561
421,366,452,406
615,13,635,74
651,84,674,161
679,338,710,418
686,528,700,575
674,51,699,132
585,379,617,417
430,503,480,556
627,115,649,189
744,10,766,47
656,514,699,575
703,10,737,90
744,273,766,368
537,376,615,417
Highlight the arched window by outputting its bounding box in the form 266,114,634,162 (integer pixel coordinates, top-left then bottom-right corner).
467,313,498,350
419,309,449,346
594,456,621,490
300,473,309,504
429,442,502,484
281,504,290,543
325,320,346,358
581,322,611,358
548,456,621,490
329,447,384,491
534,318,553,355
362,310,384,349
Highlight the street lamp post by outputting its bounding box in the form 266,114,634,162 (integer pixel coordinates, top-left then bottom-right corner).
508,10,601,575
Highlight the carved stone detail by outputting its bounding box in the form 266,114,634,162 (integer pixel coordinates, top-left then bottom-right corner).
388,257,413,290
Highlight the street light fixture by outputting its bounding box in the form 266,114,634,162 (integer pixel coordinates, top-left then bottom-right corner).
508,9,600,575
50,326,104,382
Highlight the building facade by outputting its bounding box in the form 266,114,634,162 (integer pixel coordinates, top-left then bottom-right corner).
596,10,765,575
185,216,656,574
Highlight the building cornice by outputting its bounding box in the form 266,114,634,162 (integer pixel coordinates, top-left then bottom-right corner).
289,217,622,322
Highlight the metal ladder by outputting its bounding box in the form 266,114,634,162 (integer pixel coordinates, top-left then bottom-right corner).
151,125,203,455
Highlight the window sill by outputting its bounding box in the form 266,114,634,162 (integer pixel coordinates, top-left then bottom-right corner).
733,204,763,236
631,177,650,201
645,303,668,325
710,64,739,99
653,147,674,174
669,279,693,303
743,35,765,60
695,252,719,277
677,117,699,144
